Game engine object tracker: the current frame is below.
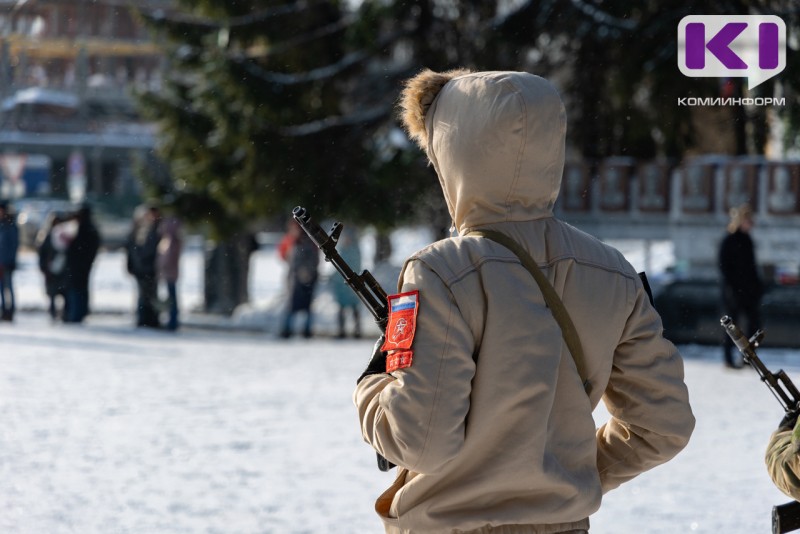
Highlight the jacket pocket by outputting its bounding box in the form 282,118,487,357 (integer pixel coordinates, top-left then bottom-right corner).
375,467,408,524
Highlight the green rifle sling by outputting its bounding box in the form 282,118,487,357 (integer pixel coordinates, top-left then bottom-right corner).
466,229,591,396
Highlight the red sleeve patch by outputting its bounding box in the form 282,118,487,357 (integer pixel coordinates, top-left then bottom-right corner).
381,290,420,372
386,349,414,373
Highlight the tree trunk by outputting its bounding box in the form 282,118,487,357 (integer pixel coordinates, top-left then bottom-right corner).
203,233,257,315
373,232,393,265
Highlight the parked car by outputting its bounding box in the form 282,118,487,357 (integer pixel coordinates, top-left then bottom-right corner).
654,279,800,348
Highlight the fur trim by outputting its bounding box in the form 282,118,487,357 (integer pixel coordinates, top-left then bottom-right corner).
398,68,471,151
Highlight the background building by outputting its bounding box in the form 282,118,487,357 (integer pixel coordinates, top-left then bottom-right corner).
0,0,171,213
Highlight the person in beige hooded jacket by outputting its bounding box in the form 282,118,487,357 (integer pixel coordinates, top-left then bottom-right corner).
353,69,695,534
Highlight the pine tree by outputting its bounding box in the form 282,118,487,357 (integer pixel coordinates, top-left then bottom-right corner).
135,0,434,311
134,0,799,312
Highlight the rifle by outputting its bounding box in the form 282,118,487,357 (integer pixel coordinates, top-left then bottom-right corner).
292,206,395,472
720,316,800,533
720,316,800,413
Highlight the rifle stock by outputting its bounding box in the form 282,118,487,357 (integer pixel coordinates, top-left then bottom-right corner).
292,206,394,471
774,501,800,534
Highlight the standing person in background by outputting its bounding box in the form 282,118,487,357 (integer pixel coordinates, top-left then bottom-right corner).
125,205,147,321
277,220,299,262
279,229,320,339
63,204,100,324
0,200,19,321
126,204,162,328
157,214,183,331
718,204,763,369
277,221,301,310
36,211,74,321
354,69,695,533
333,225,362,338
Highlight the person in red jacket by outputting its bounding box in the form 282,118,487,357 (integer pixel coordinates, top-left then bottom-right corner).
277,221,300,262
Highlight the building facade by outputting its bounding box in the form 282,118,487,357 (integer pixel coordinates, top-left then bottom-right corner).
557,155,800,282
0,0,172,210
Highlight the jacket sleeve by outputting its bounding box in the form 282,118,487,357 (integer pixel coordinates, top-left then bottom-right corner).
765,426,800,501
353,258,476,474
596,278,696,493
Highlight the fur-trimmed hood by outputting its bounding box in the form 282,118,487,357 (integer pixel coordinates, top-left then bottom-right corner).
399,70,566,233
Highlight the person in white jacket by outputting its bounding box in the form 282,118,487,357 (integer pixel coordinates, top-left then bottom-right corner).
353,69,695,534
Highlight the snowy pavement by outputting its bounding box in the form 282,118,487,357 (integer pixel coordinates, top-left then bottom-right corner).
3,241,800,533
1,313,387,534
3,312,799,533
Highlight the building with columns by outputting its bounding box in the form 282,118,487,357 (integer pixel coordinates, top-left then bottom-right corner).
0,0,172,209
557,155,800,283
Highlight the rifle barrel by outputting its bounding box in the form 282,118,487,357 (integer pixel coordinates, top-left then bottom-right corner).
721,316,800,413
292,206,395,472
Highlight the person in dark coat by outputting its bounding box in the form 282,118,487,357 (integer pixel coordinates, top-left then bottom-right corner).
718,203,763,368
0,200,19,321
126,204,161,328
63,204,100,323
279,229,320,338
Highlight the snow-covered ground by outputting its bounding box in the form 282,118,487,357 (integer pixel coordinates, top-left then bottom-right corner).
3,231,799,533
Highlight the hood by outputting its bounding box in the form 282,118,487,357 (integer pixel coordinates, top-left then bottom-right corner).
424,71,566,233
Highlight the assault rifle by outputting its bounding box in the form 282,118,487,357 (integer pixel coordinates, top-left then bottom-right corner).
720,316,800,413
292,206,395,472
720,316,800,534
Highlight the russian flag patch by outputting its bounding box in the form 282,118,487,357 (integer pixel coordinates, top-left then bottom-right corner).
381,290,420,371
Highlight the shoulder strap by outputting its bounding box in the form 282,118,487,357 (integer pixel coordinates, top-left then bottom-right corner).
466,229,591,396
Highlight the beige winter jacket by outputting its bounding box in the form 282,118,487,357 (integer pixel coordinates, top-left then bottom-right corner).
354,71,695,534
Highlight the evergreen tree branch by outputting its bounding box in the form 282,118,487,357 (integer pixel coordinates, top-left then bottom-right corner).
232,29,410,85
568,0,637,31
279,105,391,136
141,1,319,31
244,17,353,58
